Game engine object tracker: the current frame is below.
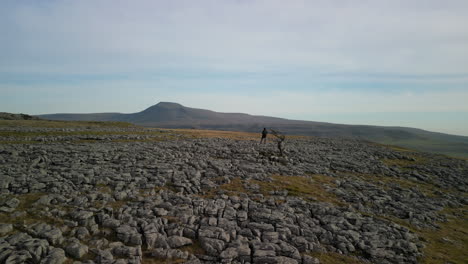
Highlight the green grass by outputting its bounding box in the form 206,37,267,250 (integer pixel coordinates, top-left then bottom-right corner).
0,130,166,138
0,119,177,144
376,138,468,159
0,140,39,145
0,192,67,227
141,240,205,263
180,240,206,255
201,174,346,206
381,155,427,168
417,207,468,264
252,174,346,206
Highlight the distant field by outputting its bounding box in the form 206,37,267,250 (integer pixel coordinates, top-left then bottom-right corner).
374,138,468,159
2,119,467,159
0,119,136,128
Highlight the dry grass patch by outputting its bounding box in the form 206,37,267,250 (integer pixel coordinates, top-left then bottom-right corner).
141,241,205,263
167,128,259,140
418,206,468,264
0,130,167,138
96,184,112,193
106,200,129,210
111,135,177,143
0,140,39,145
167,128,309,141
161,215,182,224
381,144,415,153
0,120,135,128
141,256,185,264
14,192,46,210
220,178,249,194
199,178,249,198
201,174,346,206
381,156,427,168
180,240,206,255
0,192,67,226
252,174,346,206
306,252,367,264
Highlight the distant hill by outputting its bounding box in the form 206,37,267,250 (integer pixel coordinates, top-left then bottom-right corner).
0,112,42,121
39,102,468,158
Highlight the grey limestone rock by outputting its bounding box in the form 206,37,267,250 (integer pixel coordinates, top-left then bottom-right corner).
40,248,67,264
262,231,280,243
302,255,320,264
199,237,226,255
151,248,190,260
0,223,13,235
94,249,114,263
112,245,142,259
1,124,466,263
29,223,64,246
0,247,14,263
116,225,142,246
65,241,88,259
167,235,193,248
102,218,120,229
0,206,15,213
220,247,239,260
19,238,50,262
4,249,33,264
4,198,20,208
153,207,168,216
199,226,231,243
0,176,13,189
74,226,90,240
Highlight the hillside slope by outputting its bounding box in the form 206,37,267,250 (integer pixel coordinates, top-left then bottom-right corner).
39,102,468,157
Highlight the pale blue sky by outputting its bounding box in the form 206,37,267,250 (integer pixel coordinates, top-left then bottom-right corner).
1,0,467,135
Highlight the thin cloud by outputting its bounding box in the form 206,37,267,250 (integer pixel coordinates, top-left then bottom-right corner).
1,0,468,75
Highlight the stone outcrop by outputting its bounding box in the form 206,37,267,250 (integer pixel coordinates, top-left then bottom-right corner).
0,124,466,263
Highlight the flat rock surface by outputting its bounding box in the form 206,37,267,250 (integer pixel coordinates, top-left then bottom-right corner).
0,122,467,263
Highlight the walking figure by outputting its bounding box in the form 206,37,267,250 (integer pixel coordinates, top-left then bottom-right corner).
260,128,268,144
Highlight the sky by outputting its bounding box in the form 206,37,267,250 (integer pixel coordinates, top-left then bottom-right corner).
1,0,468,136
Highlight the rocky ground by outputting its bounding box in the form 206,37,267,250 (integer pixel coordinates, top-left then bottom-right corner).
0,120,467,264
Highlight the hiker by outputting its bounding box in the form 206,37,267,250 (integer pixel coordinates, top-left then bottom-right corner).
260,128,268,144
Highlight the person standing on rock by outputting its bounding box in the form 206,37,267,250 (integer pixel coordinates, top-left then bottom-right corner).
260,128,268,144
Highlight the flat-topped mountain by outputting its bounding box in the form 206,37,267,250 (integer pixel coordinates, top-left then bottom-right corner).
39,102,468,157
39,102,297,126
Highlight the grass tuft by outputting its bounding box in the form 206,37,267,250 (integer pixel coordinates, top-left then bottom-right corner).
306,252,366,264
418,206,468,264
180,240,206,255
253,174,346,206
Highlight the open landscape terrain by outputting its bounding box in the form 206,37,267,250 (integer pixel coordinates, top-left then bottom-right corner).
38,102,468,159
0,119,467,264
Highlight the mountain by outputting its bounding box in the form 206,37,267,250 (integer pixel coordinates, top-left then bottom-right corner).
39,102,468,158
